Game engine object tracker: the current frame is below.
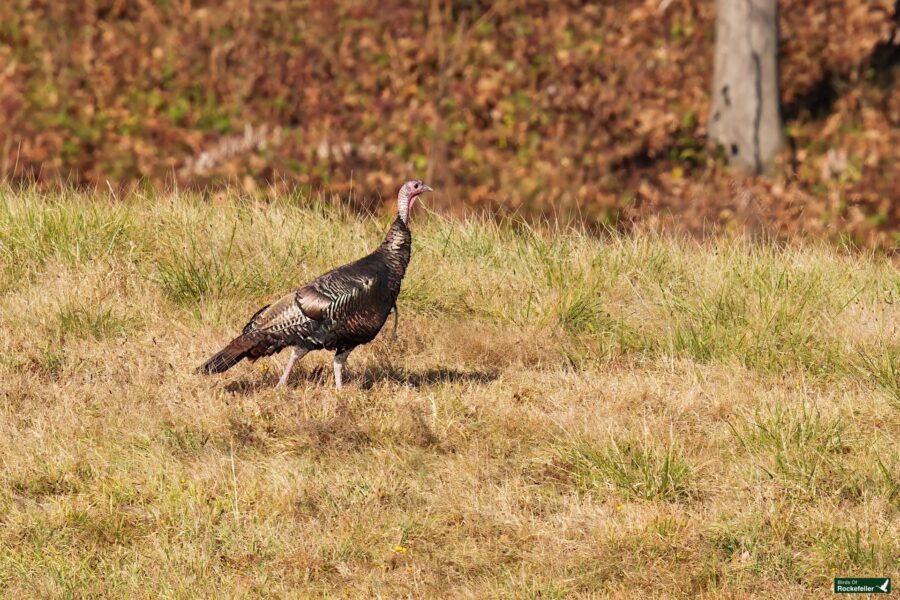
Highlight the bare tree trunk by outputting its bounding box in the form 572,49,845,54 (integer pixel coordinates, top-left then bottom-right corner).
709,0,783,174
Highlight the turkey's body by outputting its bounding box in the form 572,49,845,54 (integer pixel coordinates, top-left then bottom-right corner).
198,216,412,388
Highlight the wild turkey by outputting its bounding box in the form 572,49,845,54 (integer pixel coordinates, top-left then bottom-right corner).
198,180,433,389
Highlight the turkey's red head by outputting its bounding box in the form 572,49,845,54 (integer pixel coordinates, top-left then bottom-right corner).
398,180,433,224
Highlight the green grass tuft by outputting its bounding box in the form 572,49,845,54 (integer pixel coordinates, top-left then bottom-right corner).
0,188,133,292
561,436,694,501
52,303,140,341
728,402,848,498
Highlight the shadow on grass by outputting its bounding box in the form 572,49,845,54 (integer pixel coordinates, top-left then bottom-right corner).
222,365,498,393
357,366,499,389
223,379,267,394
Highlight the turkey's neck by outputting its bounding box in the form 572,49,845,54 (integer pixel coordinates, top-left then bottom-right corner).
376,216,412,293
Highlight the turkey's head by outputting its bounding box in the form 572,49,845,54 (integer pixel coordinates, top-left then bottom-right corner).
398,180,433,224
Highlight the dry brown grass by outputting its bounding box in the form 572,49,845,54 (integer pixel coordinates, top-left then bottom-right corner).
0,187,897,598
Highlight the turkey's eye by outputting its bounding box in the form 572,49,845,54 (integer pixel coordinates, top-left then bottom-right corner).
414,183,420,189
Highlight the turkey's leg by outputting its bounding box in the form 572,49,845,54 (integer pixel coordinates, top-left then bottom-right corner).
333,349,352,390
391,303,399,339
276,347,308,388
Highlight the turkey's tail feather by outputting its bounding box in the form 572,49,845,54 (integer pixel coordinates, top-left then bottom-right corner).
197,335,259,374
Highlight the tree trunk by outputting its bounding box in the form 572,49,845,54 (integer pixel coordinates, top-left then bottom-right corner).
709,0,783,174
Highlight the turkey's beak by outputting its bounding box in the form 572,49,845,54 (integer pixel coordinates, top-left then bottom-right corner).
421,184,434,193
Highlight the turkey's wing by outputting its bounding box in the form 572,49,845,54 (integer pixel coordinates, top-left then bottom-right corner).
298,266,380,322
246,293,307,333
297,284,333,320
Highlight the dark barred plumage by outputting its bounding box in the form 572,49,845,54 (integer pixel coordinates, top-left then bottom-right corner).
198,180,431,389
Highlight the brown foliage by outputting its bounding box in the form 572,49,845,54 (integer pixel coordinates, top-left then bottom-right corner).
0,0,896,247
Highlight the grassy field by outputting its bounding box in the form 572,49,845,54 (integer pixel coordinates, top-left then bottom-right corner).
0,187,897,598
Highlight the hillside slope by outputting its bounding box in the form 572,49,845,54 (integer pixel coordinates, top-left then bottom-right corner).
0,188,898,598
